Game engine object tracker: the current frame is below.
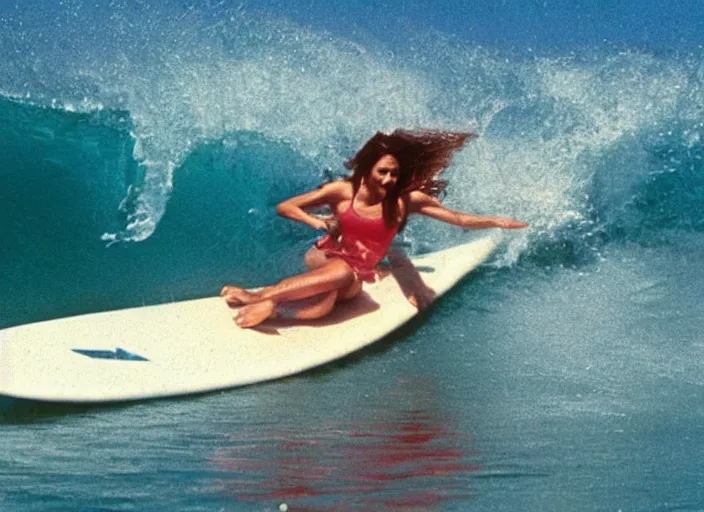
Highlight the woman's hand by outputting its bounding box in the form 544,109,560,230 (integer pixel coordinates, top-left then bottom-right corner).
311,217,328,232
319,216,340,238
493,217,529,229
407,289,436,312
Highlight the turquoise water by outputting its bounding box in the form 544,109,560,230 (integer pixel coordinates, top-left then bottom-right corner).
2,1,704,510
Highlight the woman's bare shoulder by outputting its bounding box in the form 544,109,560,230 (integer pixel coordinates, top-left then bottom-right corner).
320,179,354,200
405,190,441,213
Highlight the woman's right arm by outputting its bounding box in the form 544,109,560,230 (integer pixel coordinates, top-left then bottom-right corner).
276,181,348,232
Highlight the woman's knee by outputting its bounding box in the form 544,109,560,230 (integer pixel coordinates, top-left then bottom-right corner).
326,259,356,288
338,279,362,301
304,247,328,269
324,259,360,300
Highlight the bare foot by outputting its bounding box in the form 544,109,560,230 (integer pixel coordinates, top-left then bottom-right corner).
220,286,259,307
235,299,276,328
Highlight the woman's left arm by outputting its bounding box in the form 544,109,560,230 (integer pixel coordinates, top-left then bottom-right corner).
408,191,528,229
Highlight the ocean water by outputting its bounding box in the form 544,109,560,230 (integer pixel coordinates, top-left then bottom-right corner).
1,1,704,510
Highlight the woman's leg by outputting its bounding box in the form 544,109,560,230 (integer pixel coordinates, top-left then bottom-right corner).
287,290,339,320
221,249,362,306
304,246,329,270
232,289,339,330
221,259,357,327
304,246,362,300
222,258,355,305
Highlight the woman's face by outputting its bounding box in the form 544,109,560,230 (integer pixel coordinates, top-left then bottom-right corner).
367,154,401,198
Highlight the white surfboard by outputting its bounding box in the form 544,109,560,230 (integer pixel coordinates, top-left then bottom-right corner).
0,233,500,403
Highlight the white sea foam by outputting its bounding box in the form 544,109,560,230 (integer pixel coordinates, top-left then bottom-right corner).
1,3,701,256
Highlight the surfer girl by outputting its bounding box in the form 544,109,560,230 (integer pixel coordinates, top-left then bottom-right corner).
221,129,528,328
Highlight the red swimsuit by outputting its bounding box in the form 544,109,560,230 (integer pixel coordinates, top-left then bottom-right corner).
315,202,399,282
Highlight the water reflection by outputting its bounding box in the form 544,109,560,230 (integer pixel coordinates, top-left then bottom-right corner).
209,377,481,510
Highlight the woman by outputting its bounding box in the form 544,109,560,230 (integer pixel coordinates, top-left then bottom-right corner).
221,129,527,328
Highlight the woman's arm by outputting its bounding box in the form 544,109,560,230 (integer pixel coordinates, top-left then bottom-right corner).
386,247,437,311
276,181,349,232
408,191,528,229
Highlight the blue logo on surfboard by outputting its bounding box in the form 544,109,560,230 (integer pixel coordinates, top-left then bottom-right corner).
72,348,149,362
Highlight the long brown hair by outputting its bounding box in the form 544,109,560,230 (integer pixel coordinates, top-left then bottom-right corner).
344,129,476,228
